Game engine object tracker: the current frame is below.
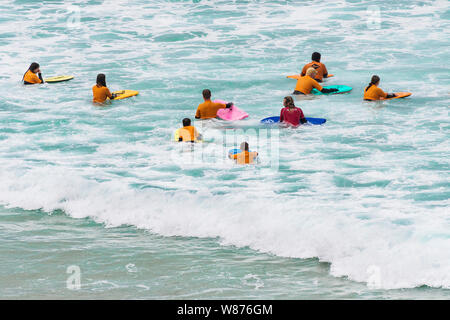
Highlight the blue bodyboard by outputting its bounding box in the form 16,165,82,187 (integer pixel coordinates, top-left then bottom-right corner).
260,116,326,125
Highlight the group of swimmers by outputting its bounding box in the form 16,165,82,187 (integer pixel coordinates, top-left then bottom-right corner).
290,52,397,100
22,53,400,165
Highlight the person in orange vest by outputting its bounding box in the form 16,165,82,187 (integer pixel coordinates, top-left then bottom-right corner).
293,68,338,95
363,75,396,100
177,118,202,142
195,89,233,119
229,142,258,165
23,62,44,85
301,52,329,82
92,74,117,103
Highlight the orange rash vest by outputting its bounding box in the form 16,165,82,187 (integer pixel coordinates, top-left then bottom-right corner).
364,85,388,100
23,70,42,84
231,150,258,164
301,61,328,81
294,75,323,94
195,100,227,119
92,85,112,103
178,126,199,142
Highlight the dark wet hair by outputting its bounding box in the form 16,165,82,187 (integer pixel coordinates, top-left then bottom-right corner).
202,89,211,100
183,118,191,126
284,96,296,109
96,73,107,87
240,142,249,151
23,62,40,80
312,52,321,62
29,62,40,72
365,75,380,92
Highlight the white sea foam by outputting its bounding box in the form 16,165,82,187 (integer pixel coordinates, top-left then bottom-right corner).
0,163,448,290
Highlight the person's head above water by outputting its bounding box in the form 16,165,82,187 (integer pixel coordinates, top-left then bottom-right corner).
283,96,296,109
96,73,107,87
370,75,380,85
182,118,191,127
312,52,321,62
306,67,317,78
365,75,381,91
202,89,211,100
28,62,40,73
240,142,249,151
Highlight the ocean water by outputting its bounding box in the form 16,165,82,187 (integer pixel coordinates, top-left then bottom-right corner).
0,0,449,299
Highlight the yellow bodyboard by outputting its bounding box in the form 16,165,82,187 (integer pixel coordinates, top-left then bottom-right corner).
366,92,412,101
44,75,74,83
174,129,181,142
111,90,139,100
383,92,412,100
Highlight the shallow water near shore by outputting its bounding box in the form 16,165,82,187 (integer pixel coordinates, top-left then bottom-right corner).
0,0,449,299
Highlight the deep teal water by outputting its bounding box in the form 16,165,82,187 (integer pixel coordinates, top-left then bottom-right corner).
0,0,449,299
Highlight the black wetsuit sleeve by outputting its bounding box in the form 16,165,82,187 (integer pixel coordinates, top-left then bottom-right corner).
300,117,307,124
226,102,233,108
386,94,396,98
321,88,338,93
38,73,44,83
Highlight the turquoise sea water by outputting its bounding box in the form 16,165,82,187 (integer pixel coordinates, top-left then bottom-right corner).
0,0,449,299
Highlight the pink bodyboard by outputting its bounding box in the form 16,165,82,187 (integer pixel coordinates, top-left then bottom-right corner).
214,100,249,121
